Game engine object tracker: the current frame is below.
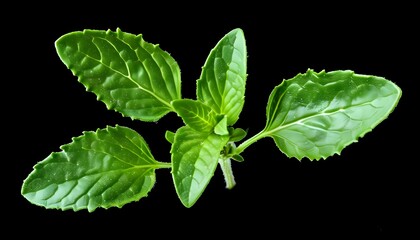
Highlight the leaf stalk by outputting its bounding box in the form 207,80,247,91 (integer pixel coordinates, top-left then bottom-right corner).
234,130,267,155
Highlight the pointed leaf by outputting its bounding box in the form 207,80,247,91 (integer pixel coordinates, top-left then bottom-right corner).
231,155,244,162
172,99,217,133
197,28,247,125
263,69,402,160
171,126,229,207
21,125,163,212
55,28,181,122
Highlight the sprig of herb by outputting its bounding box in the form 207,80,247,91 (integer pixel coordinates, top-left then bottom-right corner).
21,28,402,211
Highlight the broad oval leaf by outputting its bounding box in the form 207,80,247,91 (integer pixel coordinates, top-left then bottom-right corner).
263,69,402,160
172,99,217,133
55,28,181,122
21,125,164,212
171,126,229,207
197,28,247,126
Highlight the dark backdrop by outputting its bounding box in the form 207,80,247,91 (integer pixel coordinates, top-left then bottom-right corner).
7,3,417,238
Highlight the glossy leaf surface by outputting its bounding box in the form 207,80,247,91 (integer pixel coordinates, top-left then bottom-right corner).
55,28,181,122
263,69,402,160
197,28,247,126
172,99,217,133
21,125,162,212
171,126,229,207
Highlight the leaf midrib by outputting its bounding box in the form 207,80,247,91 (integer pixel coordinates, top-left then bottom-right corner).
183,107,215,129
264,101,377,137
80,38,173,109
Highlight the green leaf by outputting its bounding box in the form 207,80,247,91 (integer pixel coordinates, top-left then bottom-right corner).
231,154,244,162
228,127,247,142
197,28,247,126
21,125,165,212
214,115,229,135
263,69,402,160
165,130,175,144
55,28,181,122
171,126,229,207
172,99,217,133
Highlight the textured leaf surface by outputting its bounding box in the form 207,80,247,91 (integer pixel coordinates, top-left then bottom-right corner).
263,69,402,160
172,99,217,133
21,125,162,212
55,28,181,122
197,28,247,126
171,126,229,207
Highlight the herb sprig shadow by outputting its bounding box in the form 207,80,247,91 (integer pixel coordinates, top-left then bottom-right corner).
21,28,402,211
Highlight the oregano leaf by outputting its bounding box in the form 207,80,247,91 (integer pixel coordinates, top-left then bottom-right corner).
21,125,167,212
55,28,181,122
197,28,247,126
172,99,217,133
21,27,405,212
171,126,229,208
263,69,402,160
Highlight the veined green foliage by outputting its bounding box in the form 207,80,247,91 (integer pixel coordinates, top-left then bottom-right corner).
171,126,229,208
172,99,218,133
21,125,168,212
22,27,403,212
197,28,247,126
55,28,181,122
262,69,402,160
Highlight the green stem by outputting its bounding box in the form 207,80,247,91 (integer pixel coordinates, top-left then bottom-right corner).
234,129,268,155
218,157,236,189
156,162,172,169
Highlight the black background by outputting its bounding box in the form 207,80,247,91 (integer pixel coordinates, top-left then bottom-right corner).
7,3,417,238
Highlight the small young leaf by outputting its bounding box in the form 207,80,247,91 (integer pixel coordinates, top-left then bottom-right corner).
21,125,166,212
171,126,229,208
172,99,217,133
231,154,244,162
228,127,247,142
55,28,181,122
214,115,229,135
165,130,175,144
197,28,247,126
263,69,402,160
